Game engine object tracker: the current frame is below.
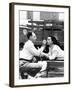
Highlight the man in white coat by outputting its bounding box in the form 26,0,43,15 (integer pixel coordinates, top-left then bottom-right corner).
20,31,47,79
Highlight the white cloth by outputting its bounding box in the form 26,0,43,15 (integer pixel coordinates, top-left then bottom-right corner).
20,40,45,60
38,61,47,72
48,45,64,60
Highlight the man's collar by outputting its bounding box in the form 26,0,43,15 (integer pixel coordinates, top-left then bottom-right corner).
28,40,33,43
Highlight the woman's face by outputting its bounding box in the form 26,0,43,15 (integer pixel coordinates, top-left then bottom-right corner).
47,37,53,45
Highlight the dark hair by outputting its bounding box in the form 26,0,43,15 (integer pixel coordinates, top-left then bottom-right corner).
27,31,32,39
49,36,64,50
19,42,24,50
50,36,58,44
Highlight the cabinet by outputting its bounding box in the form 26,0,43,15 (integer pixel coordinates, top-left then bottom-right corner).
19,20,64,50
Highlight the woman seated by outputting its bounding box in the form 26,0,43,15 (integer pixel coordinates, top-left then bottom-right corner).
42,36,64,60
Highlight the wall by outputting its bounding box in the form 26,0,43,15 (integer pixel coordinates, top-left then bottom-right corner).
0,0,72,90
19,11,64,44
40,12,59,20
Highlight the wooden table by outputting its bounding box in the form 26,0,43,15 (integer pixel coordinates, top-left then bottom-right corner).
46,60,64,77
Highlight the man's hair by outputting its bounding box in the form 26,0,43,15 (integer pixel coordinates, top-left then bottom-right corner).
27,31,32,39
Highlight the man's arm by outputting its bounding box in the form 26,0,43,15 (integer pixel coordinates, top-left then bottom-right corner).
40,50,58,60
28,45,46,57
38,46,45,52
28,43,42,56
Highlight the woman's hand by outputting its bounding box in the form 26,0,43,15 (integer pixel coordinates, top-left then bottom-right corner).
40,52,49,58
42,39,47,46
44,53,49,58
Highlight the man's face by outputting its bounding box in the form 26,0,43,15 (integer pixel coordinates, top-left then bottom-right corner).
47,37,53,45
30,32,37,42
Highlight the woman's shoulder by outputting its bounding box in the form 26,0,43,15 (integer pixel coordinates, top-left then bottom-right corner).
53,44,61,50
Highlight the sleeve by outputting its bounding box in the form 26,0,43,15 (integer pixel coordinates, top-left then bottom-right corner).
48,45,58,60
48,50,58,60
28,43,42,56
38,46,45,52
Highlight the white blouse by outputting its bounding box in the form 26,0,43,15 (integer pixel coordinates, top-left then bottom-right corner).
48,45,64,60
